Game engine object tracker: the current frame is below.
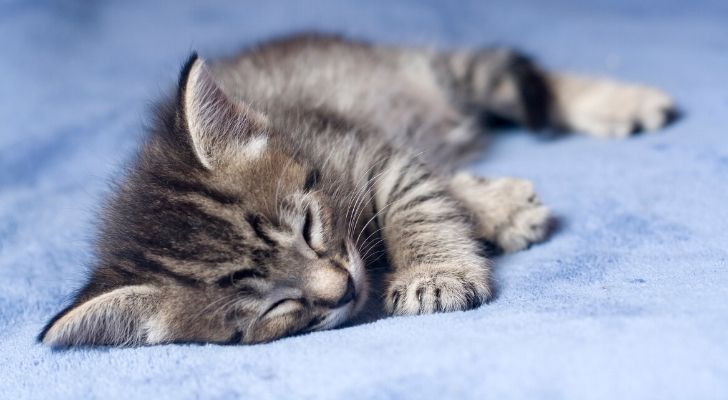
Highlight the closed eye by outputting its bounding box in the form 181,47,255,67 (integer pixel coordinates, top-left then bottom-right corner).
302,202,327,253
303,208,314,249
216,269,266,288
263,298,303,317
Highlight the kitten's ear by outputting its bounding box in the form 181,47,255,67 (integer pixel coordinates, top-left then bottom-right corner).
38,285,167,347
178,53,269,169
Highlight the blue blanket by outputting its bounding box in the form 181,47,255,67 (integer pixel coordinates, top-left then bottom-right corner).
2,1,727,398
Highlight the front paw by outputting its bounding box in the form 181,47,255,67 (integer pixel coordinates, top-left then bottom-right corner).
451,173,551,253
384,265,491,315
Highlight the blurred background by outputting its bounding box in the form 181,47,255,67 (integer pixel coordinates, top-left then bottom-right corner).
1,1,727,399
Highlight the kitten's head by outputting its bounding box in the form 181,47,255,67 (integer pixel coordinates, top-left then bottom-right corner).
39,54,368,347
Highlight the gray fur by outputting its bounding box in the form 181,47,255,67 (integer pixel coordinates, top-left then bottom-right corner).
39,33,675,347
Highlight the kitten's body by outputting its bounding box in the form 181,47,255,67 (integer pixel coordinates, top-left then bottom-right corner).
40,34,675,347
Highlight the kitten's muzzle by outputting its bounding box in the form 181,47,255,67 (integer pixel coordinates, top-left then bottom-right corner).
312,273,356,309
334,276,356,308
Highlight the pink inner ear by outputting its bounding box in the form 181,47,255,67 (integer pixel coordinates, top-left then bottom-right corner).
181,57,265,170
40,285,162,347
183,58,232,169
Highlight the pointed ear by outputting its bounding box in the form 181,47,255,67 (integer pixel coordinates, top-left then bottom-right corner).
38,285,168,347
178,53,269,169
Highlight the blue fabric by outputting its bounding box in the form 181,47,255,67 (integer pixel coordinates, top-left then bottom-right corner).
2,1,727,398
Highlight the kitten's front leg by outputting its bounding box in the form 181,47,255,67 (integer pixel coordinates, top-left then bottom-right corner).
370,155,492,315
449,172,550,253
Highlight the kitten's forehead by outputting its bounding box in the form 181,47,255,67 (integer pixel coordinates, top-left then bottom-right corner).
217,147,310,198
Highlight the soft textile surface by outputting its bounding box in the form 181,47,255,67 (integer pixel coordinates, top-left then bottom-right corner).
1,1,727,398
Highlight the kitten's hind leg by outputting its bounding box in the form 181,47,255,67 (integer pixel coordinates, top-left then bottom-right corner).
449,172,550,253
434,48,676,137
548,73,677,138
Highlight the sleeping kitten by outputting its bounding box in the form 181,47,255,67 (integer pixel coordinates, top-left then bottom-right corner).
39,34,675,347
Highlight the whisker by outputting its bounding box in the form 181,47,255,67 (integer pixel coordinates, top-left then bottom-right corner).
361,248,387,265
360,241,386,263
344,157,386,236
349,150,427,240
191,293,239,323
354,197,397,249
346,157,394,238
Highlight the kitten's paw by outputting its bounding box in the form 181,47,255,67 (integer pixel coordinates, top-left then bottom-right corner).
385,265,491,315
554,75,677,138
451,173,550,253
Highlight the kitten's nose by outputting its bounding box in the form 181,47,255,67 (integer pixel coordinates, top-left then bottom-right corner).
334,276,356,308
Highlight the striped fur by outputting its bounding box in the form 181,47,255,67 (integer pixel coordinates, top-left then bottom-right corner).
40,34,675,347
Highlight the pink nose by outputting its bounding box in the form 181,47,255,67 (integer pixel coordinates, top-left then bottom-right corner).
307,265,355,308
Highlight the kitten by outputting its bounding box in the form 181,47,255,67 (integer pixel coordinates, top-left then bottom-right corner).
39,34,675,347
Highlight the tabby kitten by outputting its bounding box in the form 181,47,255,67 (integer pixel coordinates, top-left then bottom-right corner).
40,34,675,347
